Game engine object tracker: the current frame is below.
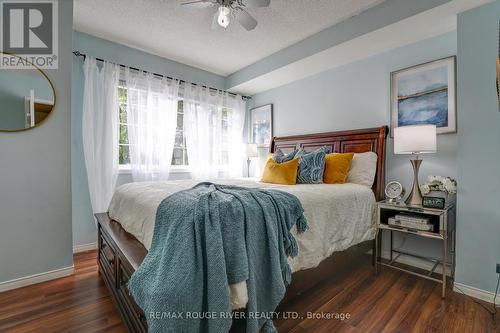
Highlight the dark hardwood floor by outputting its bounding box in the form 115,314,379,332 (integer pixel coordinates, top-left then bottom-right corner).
0,250,497,333
0,251,125,333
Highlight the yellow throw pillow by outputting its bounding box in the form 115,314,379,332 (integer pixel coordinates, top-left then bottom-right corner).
323,153,354,184
261,158,299,185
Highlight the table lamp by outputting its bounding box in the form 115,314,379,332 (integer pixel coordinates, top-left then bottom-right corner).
394,124,437,206
246,144,258,177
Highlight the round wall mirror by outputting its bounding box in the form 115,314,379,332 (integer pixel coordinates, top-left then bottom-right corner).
0,53,56,132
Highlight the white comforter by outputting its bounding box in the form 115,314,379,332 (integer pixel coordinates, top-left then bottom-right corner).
108,178,376,308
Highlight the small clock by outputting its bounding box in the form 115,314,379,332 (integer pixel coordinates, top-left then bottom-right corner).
385,181,405,203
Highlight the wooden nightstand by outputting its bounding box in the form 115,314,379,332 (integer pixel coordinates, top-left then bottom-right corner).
374,201,456,298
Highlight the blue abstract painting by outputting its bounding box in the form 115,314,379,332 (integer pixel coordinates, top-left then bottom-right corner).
397,66,448,127
391,57,456,134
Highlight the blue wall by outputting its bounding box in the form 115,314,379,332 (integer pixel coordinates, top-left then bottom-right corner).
72,31,226,247
248,31,458,261
0,0,74,284
455,0,500,294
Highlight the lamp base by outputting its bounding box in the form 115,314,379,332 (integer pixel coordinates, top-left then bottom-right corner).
405,158,423,206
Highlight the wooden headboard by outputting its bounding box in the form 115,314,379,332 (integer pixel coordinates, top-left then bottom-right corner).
270,126,389,201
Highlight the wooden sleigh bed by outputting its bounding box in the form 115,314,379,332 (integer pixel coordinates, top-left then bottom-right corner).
95,126,388,333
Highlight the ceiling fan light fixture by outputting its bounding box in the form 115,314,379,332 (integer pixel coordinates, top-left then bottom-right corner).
217,6,231,28
182,0,266,31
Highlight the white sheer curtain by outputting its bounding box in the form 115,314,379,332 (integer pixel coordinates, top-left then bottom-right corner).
82,57,120,215
183,85,246,179
124,68,180,181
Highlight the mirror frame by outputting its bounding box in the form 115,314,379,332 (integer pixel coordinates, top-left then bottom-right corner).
0,52,57,132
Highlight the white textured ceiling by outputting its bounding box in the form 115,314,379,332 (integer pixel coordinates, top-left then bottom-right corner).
73,0,385,76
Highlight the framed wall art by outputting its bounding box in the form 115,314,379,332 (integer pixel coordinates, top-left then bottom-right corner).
391,56,456,135
249,104,273,146
497,20,500,111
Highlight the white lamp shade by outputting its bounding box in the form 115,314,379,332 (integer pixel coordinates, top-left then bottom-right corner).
394,125,437,154
246,143,259,157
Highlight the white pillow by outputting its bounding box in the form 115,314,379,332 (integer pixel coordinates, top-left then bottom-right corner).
346,152,378,187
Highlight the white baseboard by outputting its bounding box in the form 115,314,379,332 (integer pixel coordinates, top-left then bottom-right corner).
0,266,74,293
73,242,97,253
453,282,498,305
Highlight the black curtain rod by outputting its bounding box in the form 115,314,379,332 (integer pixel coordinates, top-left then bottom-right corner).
72,51,251,101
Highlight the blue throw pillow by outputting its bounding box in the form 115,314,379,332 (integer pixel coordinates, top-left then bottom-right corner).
295,147,330,184
272,148,297,163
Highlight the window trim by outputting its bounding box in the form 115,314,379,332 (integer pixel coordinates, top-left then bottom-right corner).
118,164,191,174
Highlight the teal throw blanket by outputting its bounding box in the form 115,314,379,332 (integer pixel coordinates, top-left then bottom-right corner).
127,182,307,333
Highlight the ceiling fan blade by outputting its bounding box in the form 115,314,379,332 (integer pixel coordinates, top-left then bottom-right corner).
234,7,257,31
181,0,215,9
242,0,270,8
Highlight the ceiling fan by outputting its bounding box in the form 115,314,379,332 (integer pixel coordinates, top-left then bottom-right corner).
180,0,270,31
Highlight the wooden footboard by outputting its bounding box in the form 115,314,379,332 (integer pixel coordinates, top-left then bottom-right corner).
97,214,147,333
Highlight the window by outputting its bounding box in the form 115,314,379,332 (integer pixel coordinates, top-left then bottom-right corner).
118,86,130,166
118,87,188,167
171,101,188,166
118,85,236,172
220,108,230,165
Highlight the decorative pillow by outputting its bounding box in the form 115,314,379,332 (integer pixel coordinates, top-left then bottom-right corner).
295,148,328,184
272,148,297,163
296,146,331,155
346,152,378,187
261,158,299,185
323,153,354,184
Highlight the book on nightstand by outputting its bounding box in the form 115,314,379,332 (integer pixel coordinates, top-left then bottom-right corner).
388,216,434,232
394,213,430,224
